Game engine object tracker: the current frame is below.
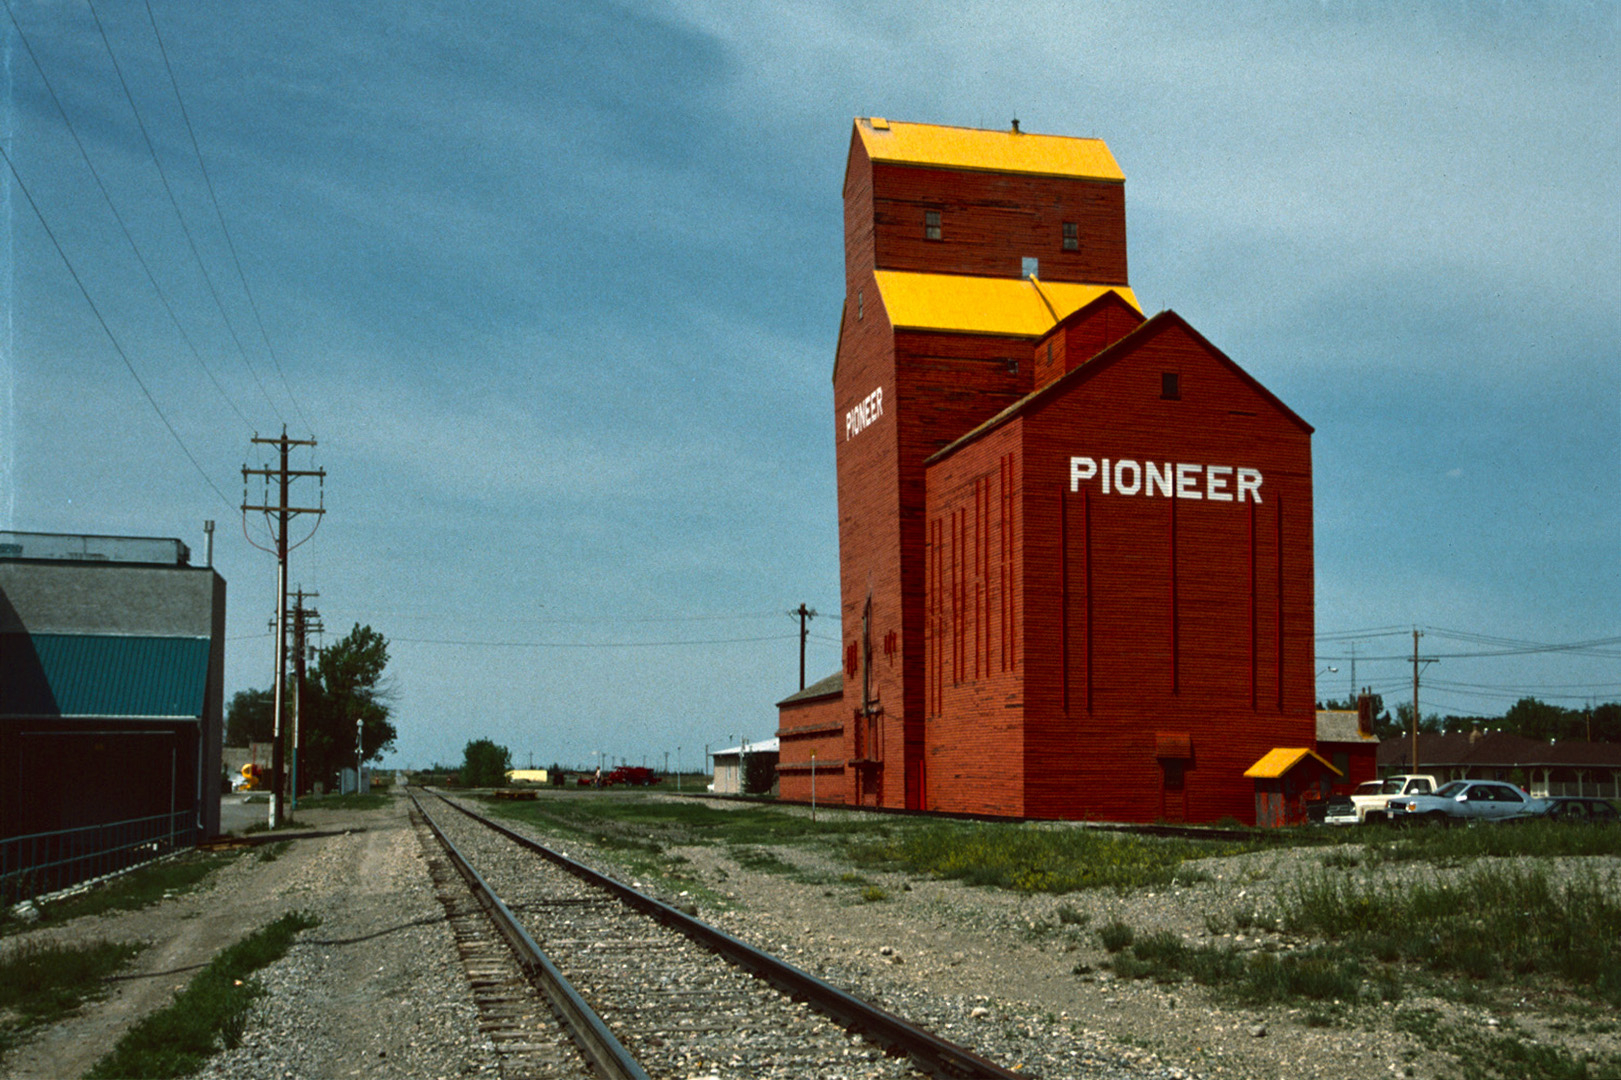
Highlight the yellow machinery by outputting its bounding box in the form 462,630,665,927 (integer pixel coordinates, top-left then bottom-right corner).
239,762,264,791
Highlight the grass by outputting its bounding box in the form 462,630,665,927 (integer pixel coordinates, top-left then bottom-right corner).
256,841,291,864
1284,863,1621,1003
845,821,1266,894
1361,818,1621,865
85,910,319,1079
1394,1007,1616,1080
482,789,885,896
4,852,235,935
0,939,146,1056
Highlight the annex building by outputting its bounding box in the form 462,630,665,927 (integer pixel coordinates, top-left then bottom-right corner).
1,531,225,900
776,119,1317,825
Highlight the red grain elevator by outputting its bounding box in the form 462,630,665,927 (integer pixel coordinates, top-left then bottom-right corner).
775,118,1315,824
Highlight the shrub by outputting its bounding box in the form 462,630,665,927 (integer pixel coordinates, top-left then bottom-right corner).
1098,920,1135,953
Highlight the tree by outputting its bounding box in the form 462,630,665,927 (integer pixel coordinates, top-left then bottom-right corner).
461,739,512,788
1592,703,1621,743
1503,697,1579,742
300,624,397,792
225,687,275,745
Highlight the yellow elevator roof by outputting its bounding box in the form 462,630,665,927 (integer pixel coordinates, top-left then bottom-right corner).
872,271,1140,338
856,118,1124,181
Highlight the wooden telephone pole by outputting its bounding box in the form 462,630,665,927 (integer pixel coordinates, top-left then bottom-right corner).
790,604,818,690
1411,629,1437,774
243,428,324,828
288,588,321,809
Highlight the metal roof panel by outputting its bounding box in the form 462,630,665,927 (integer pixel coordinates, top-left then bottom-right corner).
0,633,210,718
872,271,1139,338
855,118,1124,181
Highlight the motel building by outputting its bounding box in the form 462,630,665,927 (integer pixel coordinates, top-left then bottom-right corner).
775,118,1318,825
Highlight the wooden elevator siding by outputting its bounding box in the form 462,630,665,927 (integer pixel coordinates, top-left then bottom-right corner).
1035,297,1146,390
868,163,1128,284
926,319,1314,822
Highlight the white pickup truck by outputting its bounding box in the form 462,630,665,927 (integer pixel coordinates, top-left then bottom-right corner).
1323,774,1443,825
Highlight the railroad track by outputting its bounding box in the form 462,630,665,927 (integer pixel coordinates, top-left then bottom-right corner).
409,787,1024,1080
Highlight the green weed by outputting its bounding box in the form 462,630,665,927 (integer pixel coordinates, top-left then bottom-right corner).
731,847,798,875
0,939,145,1054
1394,1006,1615,1080
846,822,1265,895
1056,904,1090,927
1285,865,1621,1003
86,910,319,1079
1363,818,1621,866
6,853,234,934
1097,920,1135,953
256,842,291,864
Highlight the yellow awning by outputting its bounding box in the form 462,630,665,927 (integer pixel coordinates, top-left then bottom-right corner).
856,118,1124,181
873,271,1140,338
1244,748,1343,779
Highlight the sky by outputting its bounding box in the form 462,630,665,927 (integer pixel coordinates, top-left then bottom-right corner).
1,1,1616,772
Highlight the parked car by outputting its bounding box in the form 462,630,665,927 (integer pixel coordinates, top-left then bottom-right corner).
1528,797,1619,824
603,766,660,787
1385,780,1547,826
1325,774,1443,825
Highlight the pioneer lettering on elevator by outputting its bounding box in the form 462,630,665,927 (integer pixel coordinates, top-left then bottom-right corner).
845,386,884,440
1069,456,1262,502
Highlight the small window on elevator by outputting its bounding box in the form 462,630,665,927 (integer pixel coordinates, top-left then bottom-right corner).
924,210,942,241
1161,372,1181,400
1062,222,1079,250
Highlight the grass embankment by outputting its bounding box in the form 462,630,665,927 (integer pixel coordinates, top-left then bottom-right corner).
3,852,234,936
0,939,145,1056
482,790,1272,900
483,789,892,900
86,910,319,1079
845,820,1269,893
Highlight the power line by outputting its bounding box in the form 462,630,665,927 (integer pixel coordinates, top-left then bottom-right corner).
85,0,284,423
1314,625,1411,642
0,138,235,511
142,0,312,434
389,632,800,649
2,0,254,429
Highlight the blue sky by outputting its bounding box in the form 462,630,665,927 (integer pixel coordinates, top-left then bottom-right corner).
2,1,1616,770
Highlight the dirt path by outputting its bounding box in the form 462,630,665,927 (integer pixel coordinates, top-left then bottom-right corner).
1,798,479,1080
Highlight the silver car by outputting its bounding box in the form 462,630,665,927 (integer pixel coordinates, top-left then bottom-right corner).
1385,780,1547,826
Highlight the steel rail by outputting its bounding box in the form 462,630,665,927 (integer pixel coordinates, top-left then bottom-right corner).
431,788,1024,1080
409,790,651,1080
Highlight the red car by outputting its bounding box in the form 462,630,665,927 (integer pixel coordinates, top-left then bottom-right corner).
603,766,660,787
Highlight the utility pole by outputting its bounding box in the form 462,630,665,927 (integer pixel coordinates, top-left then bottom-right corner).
288,588,320,810
1410,629,1437,774
1348,641,1356,706
790,604,818,690
243,427,324,828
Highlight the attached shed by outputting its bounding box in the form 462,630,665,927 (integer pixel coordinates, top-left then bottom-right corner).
775,672,845,805
1245,748,1341,827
